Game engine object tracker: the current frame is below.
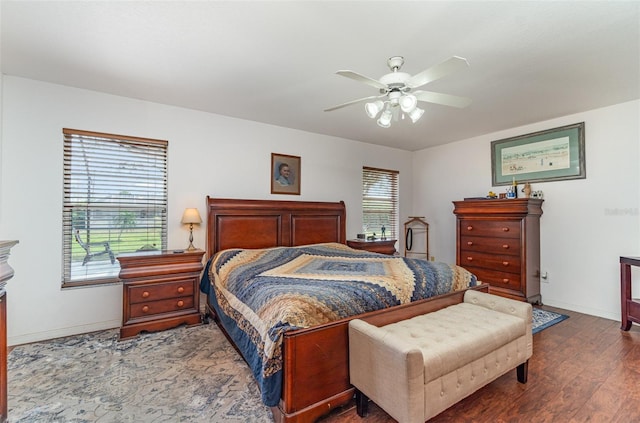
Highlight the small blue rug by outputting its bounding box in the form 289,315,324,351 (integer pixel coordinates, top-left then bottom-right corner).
532,308,569,334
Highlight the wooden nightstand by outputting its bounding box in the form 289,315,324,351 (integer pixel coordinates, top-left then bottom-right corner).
117,249,205,340
347,239,397,255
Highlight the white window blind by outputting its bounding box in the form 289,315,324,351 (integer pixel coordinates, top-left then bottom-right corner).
362,167,399,239
62,128,168,287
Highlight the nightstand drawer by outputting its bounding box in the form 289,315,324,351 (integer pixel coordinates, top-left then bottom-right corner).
129,296,195,318
128,279,195,304
459,220,521,238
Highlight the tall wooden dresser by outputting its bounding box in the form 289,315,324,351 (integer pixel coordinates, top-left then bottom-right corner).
453,199,543,304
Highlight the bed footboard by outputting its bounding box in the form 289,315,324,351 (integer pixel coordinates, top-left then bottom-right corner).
271,284,490,422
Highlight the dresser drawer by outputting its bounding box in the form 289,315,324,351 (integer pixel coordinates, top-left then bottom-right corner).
459,250,521,273
459,236,521,256
463,266,522,291
128,279,195,304
129,296,195,318
459,219,521,239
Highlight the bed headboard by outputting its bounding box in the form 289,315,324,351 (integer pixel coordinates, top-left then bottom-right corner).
205,197,346,260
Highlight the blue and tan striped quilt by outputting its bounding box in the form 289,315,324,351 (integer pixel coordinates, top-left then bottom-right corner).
200,242,477,406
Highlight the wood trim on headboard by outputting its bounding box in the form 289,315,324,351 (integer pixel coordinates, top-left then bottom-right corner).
205,197,346,260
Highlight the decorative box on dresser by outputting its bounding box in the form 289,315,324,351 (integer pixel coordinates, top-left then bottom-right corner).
453,198,543,304
118,249,205,340
347,239,397,255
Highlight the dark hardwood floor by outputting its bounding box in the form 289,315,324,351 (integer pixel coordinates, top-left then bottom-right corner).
319,306,640,422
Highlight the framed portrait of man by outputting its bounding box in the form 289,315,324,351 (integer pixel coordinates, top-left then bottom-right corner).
271,153,301,195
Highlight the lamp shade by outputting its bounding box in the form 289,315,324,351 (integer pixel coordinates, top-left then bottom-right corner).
365,101,384,118
399,94,418,113
377,109,392,128
181,208,202,224
408,107,425,123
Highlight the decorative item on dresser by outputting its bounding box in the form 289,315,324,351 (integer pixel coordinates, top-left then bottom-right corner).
0,240,19,423
453,198,543,304
117,249,205,340
346,238,397,255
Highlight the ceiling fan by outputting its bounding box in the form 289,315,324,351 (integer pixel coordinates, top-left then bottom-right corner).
324,56,472,128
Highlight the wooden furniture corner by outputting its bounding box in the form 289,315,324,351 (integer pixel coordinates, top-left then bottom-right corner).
118,249,204,340
347,239,397,255
0,240,19,423
620,256,640,330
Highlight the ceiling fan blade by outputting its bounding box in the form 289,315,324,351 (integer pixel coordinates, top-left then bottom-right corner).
406,56,469,89
324,95,384,112
413,90,472,108
335,70,388,90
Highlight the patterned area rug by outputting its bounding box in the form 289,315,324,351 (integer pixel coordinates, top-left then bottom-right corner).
532,308,569,334
7,323,273,423
8,308,568,422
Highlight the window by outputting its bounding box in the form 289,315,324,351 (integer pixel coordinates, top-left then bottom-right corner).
62,128,168,287
362,167,399,239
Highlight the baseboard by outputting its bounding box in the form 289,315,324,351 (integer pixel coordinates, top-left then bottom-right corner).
8,319,121,347
541,299,618,322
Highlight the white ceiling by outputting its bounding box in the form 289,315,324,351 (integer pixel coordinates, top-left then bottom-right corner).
1,1,639,151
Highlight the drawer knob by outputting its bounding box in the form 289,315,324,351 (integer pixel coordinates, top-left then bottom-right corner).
142,291,150,298
466,225,473,231
177,286,185,294
177,300,184,307
467,241,473,246
502,261,509,266
142,305,149,313
467,257,473,261
502,244,509,249
502,227,509,232
502,279,510,283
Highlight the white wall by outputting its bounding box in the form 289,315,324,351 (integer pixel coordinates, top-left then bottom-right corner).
413,100,640,320
0,76,412,345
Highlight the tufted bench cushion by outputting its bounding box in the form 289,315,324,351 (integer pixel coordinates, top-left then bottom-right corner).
380,302,526,384
349,290,532,423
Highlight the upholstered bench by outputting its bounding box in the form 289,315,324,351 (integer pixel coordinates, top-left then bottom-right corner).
349,290,532,423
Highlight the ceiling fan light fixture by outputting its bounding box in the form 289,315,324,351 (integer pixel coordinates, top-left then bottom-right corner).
377,109,392,128
326,55,471,129
365,100,384,118
399,94,418,113
408,107,425,123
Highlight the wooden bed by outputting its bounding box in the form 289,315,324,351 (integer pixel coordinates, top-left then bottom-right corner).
202,197,486,422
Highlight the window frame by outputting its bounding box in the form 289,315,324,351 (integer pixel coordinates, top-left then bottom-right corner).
62,128,168,288
362,166,399,240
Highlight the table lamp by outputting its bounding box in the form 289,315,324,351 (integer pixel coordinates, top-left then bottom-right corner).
181,208,202,251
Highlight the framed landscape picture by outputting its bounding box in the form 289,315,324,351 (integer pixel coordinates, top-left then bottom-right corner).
271,153,301,195
491,122,585,186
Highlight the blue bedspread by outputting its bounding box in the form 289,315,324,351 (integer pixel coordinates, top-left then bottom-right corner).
199,242,476,406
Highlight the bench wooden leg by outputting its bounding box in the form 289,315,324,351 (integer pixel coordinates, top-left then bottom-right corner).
355,389,369,417
517,360,528,384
